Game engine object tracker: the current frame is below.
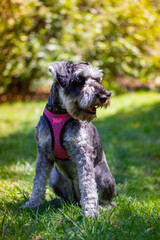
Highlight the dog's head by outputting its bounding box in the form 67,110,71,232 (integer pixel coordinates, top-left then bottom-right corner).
48,61,111,121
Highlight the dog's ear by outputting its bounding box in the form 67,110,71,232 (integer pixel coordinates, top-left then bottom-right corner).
48,61,73,88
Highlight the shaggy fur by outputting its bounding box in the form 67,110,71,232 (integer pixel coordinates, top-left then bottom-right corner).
22,61,116,217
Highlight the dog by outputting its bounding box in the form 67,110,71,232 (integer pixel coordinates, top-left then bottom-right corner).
23,61,116,217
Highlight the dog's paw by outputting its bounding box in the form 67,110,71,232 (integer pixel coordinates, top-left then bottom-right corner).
110,201,116,207
99,201,117,211
19,200,42,210
83,208,99,218
50,198,64,207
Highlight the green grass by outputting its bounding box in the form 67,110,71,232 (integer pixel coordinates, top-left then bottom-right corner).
0,92,160,240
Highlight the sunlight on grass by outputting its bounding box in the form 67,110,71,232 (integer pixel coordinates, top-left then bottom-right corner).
0,101,45,136
0,92,160,239
97,91,160,119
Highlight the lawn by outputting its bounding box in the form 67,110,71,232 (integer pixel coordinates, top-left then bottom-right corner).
0,91,160,240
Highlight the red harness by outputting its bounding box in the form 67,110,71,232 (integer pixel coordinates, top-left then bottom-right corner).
43,107,74,160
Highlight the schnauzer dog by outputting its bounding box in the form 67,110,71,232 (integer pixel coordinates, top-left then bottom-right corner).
23,61,116,217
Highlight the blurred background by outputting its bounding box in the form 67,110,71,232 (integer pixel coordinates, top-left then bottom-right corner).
0,0,160,101
0,2,160,237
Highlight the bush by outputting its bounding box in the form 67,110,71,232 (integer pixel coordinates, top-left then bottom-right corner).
0,0,160,95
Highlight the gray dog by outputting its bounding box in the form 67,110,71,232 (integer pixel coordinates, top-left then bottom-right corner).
23,61,116,217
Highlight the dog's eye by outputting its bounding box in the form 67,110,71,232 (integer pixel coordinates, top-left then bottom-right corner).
71,75,85,86
76,76,85,84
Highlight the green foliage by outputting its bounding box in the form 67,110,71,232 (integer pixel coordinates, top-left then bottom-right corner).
0,92,160,239
0,0,160,94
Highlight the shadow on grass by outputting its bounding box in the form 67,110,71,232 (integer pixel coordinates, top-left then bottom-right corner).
0,122,36,167
5,198,65,215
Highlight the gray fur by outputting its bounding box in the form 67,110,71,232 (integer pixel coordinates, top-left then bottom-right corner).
22,61,116,217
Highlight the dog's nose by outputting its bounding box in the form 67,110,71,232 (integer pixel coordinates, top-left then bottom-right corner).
99,94,107,103
106,91,112,97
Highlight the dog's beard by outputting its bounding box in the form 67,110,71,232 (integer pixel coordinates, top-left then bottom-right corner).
66,100,110,122
65,102,95,121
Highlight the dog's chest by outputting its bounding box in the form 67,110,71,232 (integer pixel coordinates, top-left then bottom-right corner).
55,159,78,180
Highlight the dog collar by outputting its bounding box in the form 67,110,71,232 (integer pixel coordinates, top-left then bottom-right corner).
46,103,68,114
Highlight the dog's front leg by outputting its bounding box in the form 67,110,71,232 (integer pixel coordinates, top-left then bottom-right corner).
76,155,98,217
25,149,53,208
22,117,54,209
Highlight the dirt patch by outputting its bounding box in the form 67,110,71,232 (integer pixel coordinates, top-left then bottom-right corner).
0,88,50,103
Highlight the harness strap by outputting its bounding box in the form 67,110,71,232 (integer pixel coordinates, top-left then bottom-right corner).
43,112,55,150
46,103,67,114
